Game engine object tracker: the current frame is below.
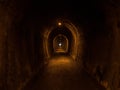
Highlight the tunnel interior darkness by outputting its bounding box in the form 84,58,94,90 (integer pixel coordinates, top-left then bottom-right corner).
0,0,120,90
48,26,73,56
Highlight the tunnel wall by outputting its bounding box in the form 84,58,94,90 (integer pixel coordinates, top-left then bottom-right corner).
0,1,36,90
82,1,120,89
0,5,9,89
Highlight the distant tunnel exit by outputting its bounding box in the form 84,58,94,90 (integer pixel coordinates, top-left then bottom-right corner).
53,34,68,53
43,19,82,60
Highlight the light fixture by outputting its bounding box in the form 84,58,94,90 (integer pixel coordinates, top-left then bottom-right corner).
58,22,62,26
58,43,62,47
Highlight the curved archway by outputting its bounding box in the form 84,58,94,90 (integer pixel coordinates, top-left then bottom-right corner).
43,19,82,60
53,34,68,53
47,26,73,57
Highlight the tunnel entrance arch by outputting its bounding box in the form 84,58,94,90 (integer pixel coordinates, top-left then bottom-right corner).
43,19,81,60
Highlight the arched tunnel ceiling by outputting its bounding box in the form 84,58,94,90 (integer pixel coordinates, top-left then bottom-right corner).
43,20,82,60
0,0,120,90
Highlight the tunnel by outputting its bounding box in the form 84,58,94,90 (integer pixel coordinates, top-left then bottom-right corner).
0,0,120,90
53,34,69,53
43,20,81,60
48,27,71,55
53,34,68,53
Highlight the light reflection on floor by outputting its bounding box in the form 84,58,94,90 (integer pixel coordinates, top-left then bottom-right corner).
42,56,79,90
23,55,106,90
46,56,78,74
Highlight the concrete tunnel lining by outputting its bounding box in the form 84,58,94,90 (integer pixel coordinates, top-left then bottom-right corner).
53,34,69,53
48,27,72,55
43,19,82,60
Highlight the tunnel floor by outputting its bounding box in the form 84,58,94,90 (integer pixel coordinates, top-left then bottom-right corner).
23,55,105,90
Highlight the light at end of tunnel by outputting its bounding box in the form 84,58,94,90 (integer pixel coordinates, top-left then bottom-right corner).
58,43,62,47
58,22,62,26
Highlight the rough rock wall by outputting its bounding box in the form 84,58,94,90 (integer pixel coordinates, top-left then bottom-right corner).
83,1,120,89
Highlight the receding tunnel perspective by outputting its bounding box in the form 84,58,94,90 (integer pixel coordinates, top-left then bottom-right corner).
53,34,68,53
0,0,120,90
44,20,82,60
